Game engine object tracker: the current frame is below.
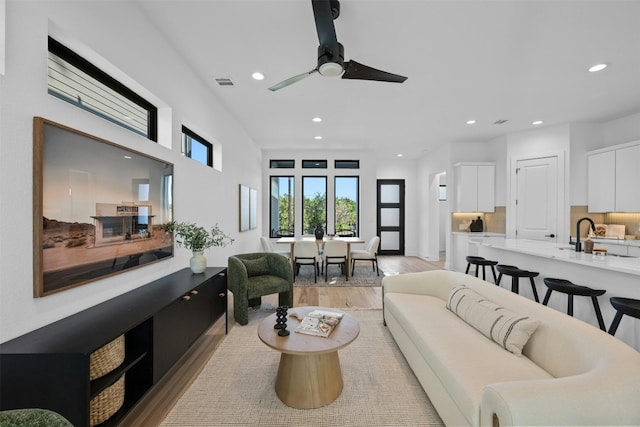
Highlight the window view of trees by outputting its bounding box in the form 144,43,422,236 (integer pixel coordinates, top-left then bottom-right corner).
335,176,358,236
270,176,294,237
303,176,327,234
269,172,359,238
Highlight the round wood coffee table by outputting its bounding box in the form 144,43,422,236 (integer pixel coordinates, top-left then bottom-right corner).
257,306,360,409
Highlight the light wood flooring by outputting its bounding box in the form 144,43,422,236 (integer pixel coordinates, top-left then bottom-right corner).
121,255,443,427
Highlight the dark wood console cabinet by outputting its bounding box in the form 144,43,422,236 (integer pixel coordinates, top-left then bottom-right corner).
0,267,227,427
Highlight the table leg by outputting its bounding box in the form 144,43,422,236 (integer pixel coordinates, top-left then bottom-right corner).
289,243,295,279
345,243,351,280
275,351,343,409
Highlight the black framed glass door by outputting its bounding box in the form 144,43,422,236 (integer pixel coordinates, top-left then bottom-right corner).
377,179,405,255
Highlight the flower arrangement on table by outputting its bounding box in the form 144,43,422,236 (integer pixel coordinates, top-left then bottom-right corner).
165,221,234,273
166,221,234,251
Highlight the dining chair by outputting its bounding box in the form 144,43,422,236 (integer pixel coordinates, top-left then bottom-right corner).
350,236,380,276
322,239,348,282
260,236,290,259
293,240,321,283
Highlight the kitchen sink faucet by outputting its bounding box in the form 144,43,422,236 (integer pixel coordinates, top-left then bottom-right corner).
575,217,596,252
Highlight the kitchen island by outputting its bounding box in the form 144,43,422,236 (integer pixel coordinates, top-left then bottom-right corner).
472,238,640,351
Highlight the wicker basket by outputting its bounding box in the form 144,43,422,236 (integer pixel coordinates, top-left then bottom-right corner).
90,374,125,426
90,335,125,380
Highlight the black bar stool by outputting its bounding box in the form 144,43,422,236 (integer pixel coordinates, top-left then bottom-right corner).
465,256,498,283
496,264,540,302
608,297,640,336
542,278,606,331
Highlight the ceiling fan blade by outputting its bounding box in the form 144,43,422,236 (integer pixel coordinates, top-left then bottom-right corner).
342,60,407,83
312,0,339,50
268,69,317,91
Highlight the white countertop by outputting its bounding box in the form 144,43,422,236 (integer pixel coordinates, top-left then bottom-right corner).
451,232,506,237
589,237,640,248
473,238,640,277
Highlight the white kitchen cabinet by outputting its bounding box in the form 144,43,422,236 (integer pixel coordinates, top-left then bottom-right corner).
587,150,615,212
588,141,640,213
615,144,640,212
453,163,495,212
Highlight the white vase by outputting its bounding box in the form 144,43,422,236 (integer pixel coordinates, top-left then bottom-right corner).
190,251,207,274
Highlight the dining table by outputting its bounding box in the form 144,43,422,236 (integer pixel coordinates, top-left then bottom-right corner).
276,236,365,280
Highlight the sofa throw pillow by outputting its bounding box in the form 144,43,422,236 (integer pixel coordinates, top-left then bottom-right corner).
447,285,540,356
241,256,270,277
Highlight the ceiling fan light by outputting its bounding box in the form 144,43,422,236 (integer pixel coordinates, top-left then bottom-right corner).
319,62,343,77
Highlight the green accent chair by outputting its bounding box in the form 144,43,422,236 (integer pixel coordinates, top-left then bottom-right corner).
228,252,293,325
0,409,73,427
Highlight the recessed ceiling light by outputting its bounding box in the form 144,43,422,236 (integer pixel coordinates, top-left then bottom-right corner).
312,117,322,122
397,154,403,157
123,155,132,159
588,63,607,73
532,120,543,125
251,72,264,80
466,120,476,125
314,135,323,140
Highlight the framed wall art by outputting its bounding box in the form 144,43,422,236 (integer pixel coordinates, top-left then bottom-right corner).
33,117,174,297
239,184,250,232
239,184,257,232
249,187,257,230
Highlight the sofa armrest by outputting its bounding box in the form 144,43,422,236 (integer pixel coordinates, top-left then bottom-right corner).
481,369,640,426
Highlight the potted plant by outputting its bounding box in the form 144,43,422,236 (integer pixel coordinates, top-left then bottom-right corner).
166,221,234,273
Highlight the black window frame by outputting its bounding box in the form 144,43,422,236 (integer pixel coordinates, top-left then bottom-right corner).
302,160,328,169
270,159,295,169
302,175,327,234
181,126,213,167
269,176,295,238
335,160,360,169
334,175,359,237
48,36,158,141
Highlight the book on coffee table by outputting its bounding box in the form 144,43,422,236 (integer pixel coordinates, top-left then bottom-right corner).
294,309,345,338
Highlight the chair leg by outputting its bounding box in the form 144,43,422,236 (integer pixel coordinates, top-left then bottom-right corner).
591,296,606,331
567,295,574,317
481,266,486,280
490,265,497,284
474,264,480,278
465,263,471,274
529,277,540,303
375,257,379,276
542,289,552,306
496,273,503,286
608,312,624,335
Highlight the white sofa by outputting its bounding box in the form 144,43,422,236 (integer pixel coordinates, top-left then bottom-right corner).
382,270,640,426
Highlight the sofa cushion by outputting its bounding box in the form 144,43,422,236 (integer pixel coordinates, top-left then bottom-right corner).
241,256,270,277
447,285,540,356
385,292,553,426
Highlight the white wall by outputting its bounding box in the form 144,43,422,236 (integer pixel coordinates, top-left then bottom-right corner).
603,112,640,147
569,122,603,205
0,1,262,342
417,144,450,260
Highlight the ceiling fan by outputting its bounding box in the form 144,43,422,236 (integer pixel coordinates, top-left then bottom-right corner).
268,0,407,91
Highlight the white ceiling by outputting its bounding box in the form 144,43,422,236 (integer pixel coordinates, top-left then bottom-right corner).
136,0,640,159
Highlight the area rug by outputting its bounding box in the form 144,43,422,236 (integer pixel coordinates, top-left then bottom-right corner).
160,310,444,427
293,264,383,287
